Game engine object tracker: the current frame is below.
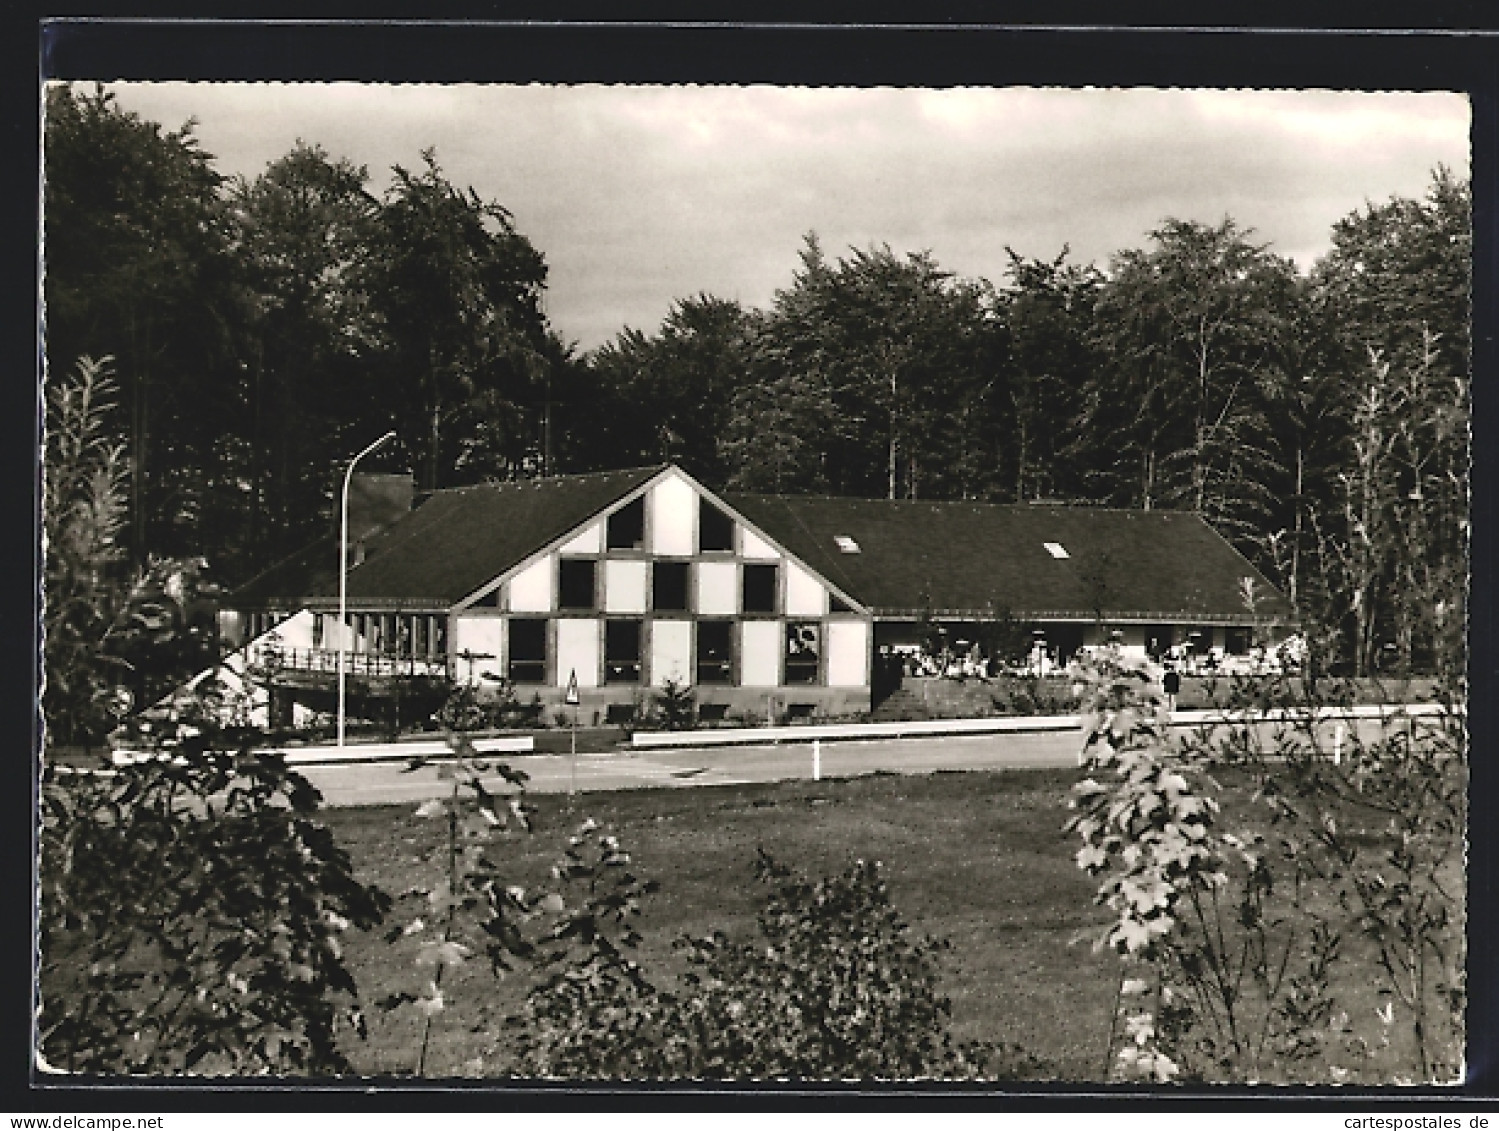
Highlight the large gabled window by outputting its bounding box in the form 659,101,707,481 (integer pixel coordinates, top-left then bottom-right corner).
699,497,735,552
607,496,645,550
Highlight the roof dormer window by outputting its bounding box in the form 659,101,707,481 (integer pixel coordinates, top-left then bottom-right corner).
1043,541,1070,559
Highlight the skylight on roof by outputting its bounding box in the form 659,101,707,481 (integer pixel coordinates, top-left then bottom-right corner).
834,535,861,554
1043,541,1070,559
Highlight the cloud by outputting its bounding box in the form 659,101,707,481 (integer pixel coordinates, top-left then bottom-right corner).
94,82,1470,350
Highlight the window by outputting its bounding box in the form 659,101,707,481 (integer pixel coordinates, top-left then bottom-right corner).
785,622,821,684
559,558,597,610
830,593,853,614
1145,625,1174,659
474,587,500,608
699,498,735,552
607,496,645,550
1225,628,1252,656
312,614,324,649
653,561,690,611
834,535,860,554
434,618,448,658
413,615,427,657
742,563,778,613
605,619,643,683
697,621,733,684
508,618,548,683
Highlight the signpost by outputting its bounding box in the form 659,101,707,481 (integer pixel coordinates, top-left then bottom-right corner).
565,669,580,797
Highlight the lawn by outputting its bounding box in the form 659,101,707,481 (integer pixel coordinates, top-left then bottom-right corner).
320,752,1464,1083
325,768,1125,1079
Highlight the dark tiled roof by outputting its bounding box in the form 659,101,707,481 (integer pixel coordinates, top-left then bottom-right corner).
231,466,663,611
232,463,1292,625
724,493,1294,624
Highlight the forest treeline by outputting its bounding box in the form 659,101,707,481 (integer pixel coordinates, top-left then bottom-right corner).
43,84,1469,675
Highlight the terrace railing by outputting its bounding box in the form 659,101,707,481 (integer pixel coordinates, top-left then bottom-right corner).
248,643,451,681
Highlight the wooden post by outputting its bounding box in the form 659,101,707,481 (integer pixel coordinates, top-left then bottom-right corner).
813,738,821,782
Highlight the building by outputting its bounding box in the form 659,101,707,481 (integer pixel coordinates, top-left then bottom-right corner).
224,463,1296,725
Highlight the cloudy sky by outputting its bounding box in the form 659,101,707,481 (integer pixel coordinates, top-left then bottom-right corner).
105,83,1470,352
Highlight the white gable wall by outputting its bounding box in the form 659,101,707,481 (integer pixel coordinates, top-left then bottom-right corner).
509,555,554,612
785,561,828,616
696,561,738,615
604,559,649,613
648,473,696,557
740,527,777,559
557,522,602,555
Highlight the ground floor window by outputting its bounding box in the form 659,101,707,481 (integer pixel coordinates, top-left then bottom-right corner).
509,617,548,683
1225,627,1252,655
697,620,733,684
1145,624,1174,659
785,622,821,684
605,618,643,683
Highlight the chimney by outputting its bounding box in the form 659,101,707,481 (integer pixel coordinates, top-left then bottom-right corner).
347,472,414,547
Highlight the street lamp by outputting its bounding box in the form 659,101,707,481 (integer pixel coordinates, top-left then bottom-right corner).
338,431,397,747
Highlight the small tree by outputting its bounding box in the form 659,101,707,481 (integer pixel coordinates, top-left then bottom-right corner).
652,678,696,731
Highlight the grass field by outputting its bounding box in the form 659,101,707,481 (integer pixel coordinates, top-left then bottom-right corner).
326,768,1123,1079
312,760,1461,1082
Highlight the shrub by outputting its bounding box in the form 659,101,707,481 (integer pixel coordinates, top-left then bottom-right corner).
1068,643,1464,1083
509,845,1007,1080
1182,658,1467,1082
652,678,696,731
39,695,389,1074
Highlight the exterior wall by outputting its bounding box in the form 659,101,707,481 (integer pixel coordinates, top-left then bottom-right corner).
739,620,781,686
648,475,696,556
604,560,648,613
556,618,601,688
443,468,873,718
826,621,871,687
453,615,505,681
508,556,553,612
650,619,693,686
696,561,738,615
785,561,827,616
557,522,602,555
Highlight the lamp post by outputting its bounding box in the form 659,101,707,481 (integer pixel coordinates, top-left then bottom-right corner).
338,431,397,748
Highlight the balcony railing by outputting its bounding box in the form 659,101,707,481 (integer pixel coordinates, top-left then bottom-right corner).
247,643,451,681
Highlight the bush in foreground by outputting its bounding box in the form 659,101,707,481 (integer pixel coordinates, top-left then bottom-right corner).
509,841,1019,1080
39,698,389,1075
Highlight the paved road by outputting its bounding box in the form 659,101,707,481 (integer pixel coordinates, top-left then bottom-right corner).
302,730,1085,807
300,714,1392,807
